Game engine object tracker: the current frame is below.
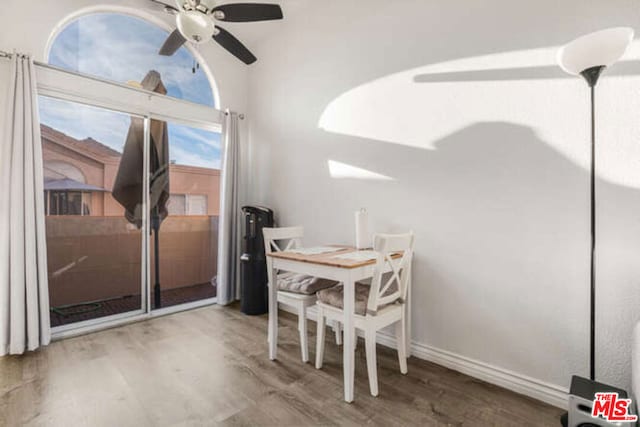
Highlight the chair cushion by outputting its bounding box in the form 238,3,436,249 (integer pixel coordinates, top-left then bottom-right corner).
316,280,399,315
277,273,337,295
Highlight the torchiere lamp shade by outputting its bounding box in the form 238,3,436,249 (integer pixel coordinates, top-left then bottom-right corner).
557,27,634,76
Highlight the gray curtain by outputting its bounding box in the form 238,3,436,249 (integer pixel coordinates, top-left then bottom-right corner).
217,110,241,305
0,54,51,355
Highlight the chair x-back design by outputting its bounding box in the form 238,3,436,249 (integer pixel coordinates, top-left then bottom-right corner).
263,226,341,363
315,232,414,397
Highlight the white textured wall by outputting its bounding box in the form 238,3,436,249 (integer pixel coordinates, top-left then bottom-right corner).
247,0,640,398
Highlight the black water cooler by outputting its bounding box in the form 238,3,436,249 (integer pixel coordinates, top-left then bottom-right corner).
240,206,274,315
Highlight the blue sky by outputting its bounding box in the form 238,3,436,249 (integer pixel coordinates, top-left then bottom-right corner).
40,13,221,169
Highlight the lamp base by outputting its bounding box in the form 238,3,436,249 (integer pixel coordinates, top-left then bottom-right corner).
561,376,633,427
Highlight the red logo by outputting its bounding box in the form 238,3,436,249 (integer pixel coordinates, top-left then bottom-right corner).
591,392,638,422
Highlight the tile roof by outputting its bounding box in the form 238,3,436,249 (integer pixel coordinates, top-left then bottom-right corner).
40,124,122,159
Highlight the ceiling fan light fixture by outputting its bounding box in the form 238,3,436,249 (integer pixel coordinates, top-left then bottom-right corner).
176,11,215,43
156,0,283,64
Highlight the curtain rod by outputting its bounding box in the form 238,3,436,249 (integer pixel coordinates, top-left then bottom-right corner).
0,50,25,59
225,111,245,120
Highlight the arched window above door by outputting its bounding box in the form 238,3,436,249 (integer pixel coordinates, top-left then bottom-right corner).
47,12,217,108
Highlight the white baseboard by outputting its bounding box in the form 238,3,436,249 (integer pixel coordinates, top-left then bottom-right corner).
375,331,568,409
279,304,568,409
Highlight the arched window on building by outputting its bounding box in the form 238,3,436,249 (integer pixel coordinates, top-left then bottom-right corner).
43,160,94,216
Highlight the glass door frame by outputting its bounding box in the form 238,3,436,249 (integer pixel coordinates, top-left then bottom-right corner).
36,62,224,339
144,113,222,317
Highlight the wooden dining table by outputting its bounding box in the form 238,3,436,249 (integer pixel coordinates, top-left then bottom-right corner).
266,246,410,403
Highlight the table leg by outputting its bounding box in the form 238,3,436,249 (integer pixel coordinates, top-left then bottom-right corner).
406,265,412,356
343,274,355,403
268,263,278,360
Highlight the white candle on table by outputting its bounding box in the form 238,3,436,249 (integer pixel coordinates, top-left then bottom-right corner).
355,208,371,249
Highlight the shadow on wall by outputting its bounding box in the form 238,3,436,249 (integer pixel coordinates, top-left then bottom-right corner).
412,60,640,83
250,0,640,206
283,121,640,388
317,49,640,191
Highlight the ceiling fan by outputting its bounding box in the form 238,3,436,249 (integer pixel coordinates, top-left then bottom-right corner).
150,0,283,64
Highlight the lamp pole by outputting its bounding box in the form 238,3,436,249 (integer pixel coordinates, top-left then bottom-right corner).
590,82,596,382
579,65,604,381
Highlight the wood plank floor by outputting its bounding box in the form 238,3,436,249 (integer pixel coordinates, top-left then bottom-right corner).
0,305,564,426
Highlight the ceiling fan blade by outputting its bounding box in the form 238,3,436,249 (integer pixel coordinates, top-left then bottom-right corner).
212,3,283,22
149,0,180,14
213,26,257,64
159,29,187,56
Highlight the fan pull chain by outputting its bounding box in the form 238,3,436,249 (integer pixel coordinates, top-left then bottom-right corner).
191,45,201,74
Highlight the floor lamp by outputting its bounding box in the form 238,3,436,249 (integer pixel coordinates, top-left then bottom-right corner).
557,27,633,427
557,26,633,382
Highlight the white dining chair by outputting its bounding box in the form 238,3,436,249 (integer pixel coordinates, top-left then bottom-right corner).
314,232,414,397
263,226,342,363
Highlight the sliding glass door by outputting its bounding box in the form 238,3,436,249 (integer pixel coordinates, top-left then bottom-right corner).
39,95,222,329
39,96,146,327
150,122,221,310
